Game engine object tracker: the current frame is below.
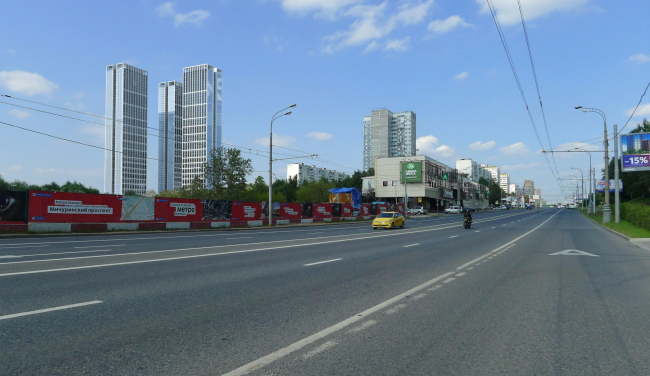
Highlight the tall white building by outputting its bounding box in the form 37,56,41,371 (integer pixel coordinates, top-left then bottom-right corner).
456,159,490,183
104,63,148,195
363,109,416,171
509,183,519,194
287,163,350,185
158,81,183,192
499,173,510,193
481,165,501,183
181,64,223,186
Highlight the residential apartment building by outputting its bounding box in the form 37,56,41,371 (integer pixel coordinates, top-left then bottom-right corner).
363,109,416,171
499,173,510,193
456,159,491,183
523,179,535,197
481,165,501,183
158,81,183,192
509,183,520,195
535,187,542,198
181,64,223,186
104,63,148,195
286,163,350,185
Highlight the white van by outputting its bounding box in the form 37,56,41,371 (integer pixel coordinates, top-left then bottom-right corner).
567,203,576,209
444,206,462,214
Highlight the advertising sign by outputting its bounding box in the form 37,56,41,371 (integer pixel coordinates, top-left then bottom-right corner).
360,204,370,216
232,201,261,221
341,203,353,217
376,203,389,213
203,200,232,220
279,203,302,220
331,203,342,217
28,191,122,223
301,203,314,218
595,180,623,193
313,203,332,218
443,189,454,199
532,195,540,200
156,198,203,222
621,132,650,172
0,191,27,222
121,196,155,221
402,162,422,183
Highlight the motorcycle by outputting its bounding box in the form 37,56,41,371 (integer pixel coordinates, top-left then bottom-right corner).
463,217,472,229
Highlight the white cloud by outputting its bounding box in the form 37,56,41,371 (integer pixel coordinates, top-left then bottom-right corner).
427,15,473,34
363,41,380,54
384,37,410,52
8,109,31,119
7,165,22,172
625,103,650,117
0,70,58,96
416,135,456,158
500,142,530,155
454,71,469,80
254,134,296,147
628,54,650,64
281,0,362,19
469,140,496,150
307,132,333,140
156,2,210,26
476,0,589,26
318,1,433,53
77,124,105,142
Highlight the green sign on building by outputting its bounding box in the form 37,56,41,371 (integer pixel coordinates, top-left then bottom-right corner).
402,161,422,183
442,173,449,181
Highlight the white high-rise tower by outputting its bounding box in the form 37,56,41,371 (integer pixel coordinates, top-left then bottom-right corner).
181,64,223,186
158,81,183,192
104,63,148,195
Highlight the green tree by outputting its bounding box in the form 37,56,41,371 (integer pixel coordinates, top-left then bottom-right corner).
204,147,254,200
59,181,100,194
296,178,334,203
487,180,504,206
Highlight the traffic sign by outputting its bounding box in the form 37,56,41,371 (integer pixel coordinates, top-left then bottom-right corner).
442,173,449,181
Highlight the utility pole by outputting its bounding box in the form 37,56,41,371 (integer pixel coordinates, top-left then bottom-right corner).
614,124,620,223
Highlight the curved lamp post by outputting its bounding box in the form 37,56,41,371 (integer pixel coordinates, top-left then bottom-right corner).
269,103,296,226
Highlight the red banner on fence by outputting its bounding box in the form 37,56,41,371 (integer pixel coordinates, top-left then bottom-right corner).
154,197,203,222
28,191,122,223
313,203,332,218
279,203,302,220
396,203,405,214
377,203,389,214
360,204,370,216
231,201,261,221
341,203,354,217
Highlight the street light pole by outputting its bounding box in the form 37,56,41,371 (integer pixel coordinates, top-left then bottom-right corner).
269,103,296,226
575,106,610,223
614,124,620,223
571,167,584,210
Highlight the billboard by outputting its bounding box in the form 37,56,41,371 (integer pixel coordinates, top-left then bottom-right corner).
279,203,302,220
402,161,422,183
203,200,232,220
301,203,314,218
232,201,261,221
313,203,332,218
595,180,623,193
341,203,354,217
121,196,155,221
28,191,122,223
156,198,203,222
621,132,650,172
0,191,27,222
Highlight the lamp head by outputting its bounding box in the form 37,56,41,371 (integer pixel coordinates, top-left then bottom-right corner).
575,106,582,109
289,103,296,108
284,111,292,115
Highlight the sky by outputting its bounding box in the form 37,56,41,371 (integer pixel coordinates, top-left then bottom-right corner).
0,0,649,202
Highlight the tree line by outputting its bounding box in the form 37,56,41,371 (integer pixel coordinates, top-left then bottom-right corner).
0,175,100,194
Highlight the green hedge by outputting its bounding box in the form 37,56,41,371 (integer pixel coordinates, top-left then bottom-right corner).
620,201,650,231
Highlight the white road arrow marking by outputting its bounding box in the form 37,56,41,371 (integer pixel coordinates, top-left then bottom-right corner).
549,249,599,257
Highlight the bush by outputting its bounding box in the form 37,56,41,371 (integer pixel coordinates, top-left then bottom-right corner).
620,201,650,231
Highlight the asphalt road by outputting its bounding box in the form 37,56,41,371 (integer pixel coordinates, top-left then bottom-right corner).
2,209,650,375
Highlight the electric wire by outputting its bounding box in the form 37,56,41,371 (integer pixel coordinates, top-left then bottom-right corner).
619,79,650,133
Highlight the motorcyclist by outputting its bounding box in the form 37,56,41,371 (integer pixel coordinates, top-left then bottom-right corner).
463,208,472,224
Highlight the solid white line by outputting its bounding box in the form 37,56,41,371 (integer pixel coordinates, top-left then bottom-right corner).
74,244,125,249
0,255,21,259
18,249,113,258
456,210,561,271
0,301,103,321
403,243,420,247
221,271,453,376
0,245,49,249
226,237,252,240
304,258,342,266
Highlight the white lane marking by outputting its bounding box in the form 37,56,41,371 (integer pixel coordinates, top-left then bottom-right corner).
74,244,125,249
0,255,22,259
549,249,599,257
449,235,459,238
221,271,453,376
0,245,49,249
0,214,532,276
385,304,407,315
411,293,427,301
427,284,443,291
492,227,496,229
306,232,324,235
403,243,420,248
443,278,456,284
301,341,339,359
0,301,103,321
347,320,377,334
467,267,474,270
455,272,466,277
456,210,561,271
304,258,343,267
488,257,493,259
475,230,481,233
16,249,113,258
226,237,253,240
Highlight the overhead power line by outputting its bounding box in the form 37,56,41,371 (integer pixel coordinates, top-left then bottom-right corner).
620,79,650,133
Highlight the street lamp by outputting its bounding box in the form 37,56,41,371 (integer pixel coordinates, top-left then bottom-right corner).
575,106,613,223
571,167,584,210
269,103,296,226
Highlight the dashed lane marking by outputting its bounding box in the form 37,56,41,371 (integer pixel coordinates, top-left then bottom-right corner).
304,258,342,267
443,278,456,284
0,301,103,321
301,341,339,359
347,320,377,334
384,304,407,315
455,272,466,277
411,293,427,301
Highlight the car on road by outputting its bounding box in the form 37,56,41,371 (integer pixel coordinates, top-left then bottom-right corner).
567,203,577,209
372,211,405,229
408,206,428,215
444,206,462,214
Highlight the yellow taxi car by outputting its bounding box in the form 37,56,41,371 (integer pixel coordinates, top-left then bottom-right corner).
372,211,405,229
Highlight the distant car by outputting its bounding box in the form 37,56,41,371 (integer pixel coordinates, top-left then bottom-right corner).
372,211,405,229
567,203,577,209
525,204,533,210
444,206,462,214
409,206,428,215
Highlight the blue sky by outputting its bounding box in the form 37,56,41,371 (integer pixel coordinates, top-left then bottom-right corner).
1,0,649,201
